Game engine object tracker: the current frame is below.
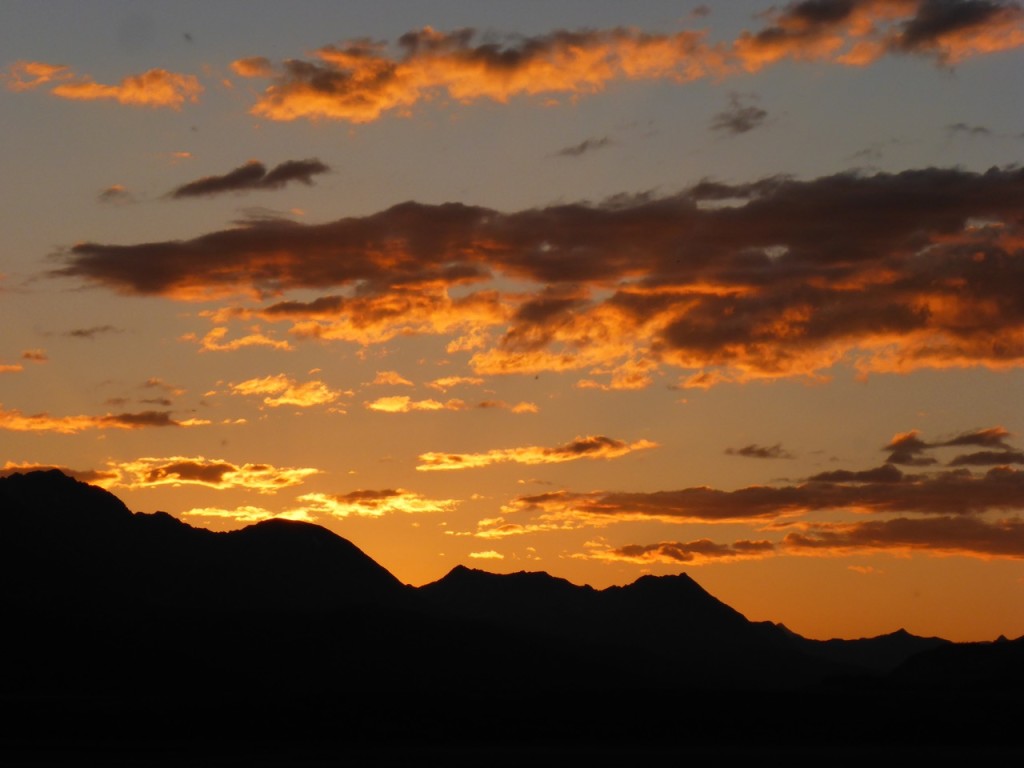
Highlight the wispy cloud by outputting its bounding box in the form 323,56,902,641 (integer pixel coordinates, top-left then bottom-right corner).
726,443,794,459
5,61,201,108
169,159,329,199
0,405,200,433
418,435,657,471
555,136,614,157
115,456,318,492
710,92,767,134
229,373,344,408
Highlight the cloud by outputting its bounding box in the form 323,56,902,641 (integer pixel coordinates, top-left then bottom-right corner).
295,489,459,517
468,550,505,559
555,136,614,157
224,5,1024,125
582,538,776,564
725,443,794,459
183,326,292,351
232,27,727,123
417,435,657,471
182,505,315,525
4,61,73,91
366,395,467,413
66,325,119,339
97,184,135,205
735,0,1024,70
55,166,1024,385
490,457,1024,532
115,456,318,492
426,375,485,391
710,92,767,134
0,364,23,374
784,515,1024,559
0,405,191,433
6,61,202,108
883,426,1016,465
229,373,343,407
372,370,414,386
947,121,992,136
169,158,330,198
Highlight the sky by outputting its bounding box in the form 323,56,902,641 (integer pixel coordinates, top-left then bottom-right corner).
2,0,1023,643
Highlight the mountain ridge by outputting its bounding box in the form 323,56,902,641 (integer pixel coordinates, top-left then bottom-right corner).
2,468,1022,756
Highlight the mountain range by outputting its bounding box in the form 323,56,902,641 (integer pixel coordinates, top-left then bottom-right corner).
1,469,1021,760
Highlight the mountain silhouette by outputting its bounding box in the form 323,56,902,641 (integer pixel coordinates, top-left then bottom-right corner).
1,469,1021,760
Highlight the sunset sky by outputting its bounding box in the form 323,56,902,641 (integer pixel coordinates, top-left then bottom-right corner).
3,0,1024,643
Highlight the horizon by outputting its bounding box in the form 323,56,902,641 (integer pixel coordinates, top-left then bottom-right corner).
3,1,1024,645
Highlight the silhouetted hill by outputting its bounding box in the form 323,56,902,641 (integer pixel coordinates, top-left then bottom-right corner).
2,469,1022,759
0,468,407,613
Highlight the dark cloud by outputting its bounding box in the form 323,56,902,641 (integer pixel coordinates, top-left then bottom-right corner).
884,430,937,466
711,93,767,134
809,464,905,483
101,411,180,428
66,325,119,339
145,460,236,485
726,443,794,459
609,539,776,562
507,464,1024,523
947,121,992,136
335,489,401,502
169,158,330,199
894,0,1017,54
886,427,1015,465
737,0,1024,68
55,166,1024,383
555,136,613,157
948,450,1024,466
97,185,135,204
784,514,1024,558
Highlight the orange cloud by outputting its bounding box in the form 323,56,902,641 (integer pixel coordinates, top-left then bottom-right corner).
417,435,657,471
468,550,505,560
182,505,314,523
184,326,293,351
734,0,1024,70
235,27,727,123
0,364,23,374
230,374,343,408
58,167,1024,386
372,370,415,387
52,68,201,108
3,61,73,91
114,456,318,493
581,538,776,565
426,375,484,391
228,6,1024,124
366,395,467,413
6,61,202,108
0,404,189,433
296,489,459,518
